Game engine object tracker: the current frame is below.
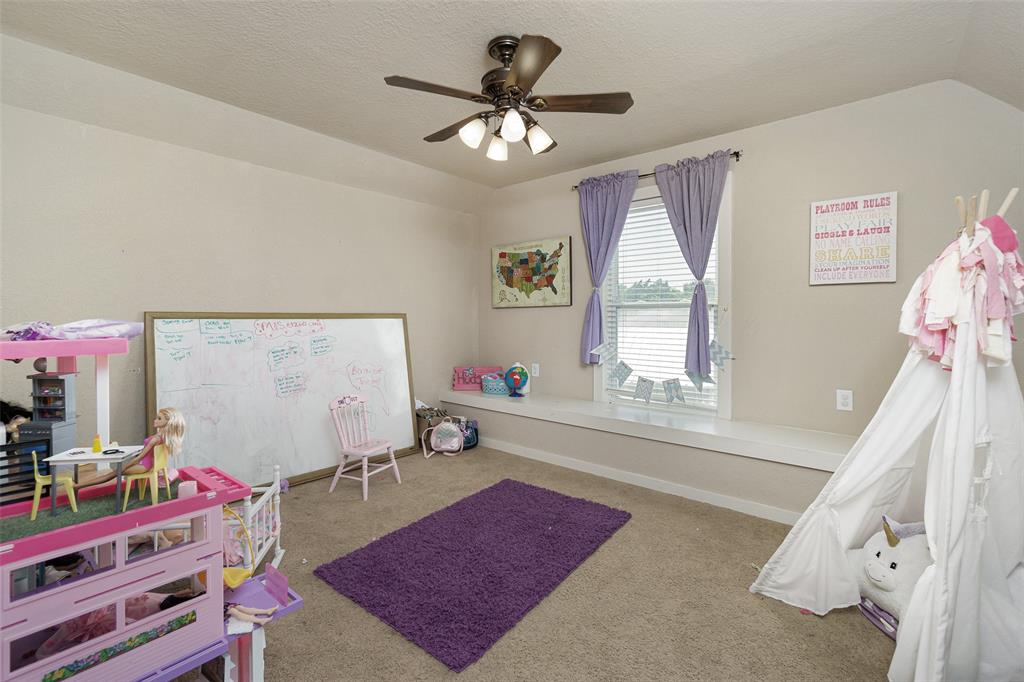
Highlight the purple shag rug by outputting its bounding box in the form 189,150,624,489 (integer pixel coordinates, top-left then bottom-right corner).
314,478,630,672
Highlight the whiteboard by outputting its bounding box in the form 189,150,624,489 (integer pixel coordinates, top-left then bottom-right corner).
145,313,416,484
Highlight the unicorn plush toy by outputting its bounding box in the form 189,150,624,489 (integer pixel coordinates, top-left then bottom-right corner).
847,515,932,621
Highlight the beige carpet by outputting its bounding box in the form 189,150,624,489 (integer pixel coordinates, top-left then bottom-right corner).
247,447,893,681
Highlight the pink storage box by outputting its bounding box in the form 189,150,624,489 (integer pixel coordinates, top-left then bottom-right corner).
452,366,503,391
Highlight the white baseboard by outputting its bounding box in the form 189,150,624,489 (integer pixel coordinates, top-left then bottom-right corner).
480,436,802,526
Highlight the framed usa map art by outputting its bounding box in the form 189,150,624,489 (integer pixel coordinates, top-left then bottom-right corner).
492,236,572,308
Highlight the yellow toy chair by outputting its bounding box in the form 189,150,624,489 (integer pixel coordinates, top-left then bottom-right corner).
121,444,172,511
31,450,78,521
222,506,255,589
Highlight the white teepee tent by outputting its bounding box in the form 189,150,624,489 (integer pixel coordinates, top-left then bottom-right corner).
751,196,1024,682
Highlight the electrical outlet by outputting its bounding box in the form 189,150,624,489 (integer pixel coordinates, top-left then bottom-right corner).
836,389,854,412
531,363,541,377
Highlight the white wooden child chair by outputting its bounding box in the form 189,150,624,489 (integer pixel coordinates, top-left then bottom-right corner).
328,395,401,501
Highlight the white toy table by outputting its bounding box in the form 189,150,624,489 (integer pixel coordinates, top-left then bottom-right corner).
44,445,143,515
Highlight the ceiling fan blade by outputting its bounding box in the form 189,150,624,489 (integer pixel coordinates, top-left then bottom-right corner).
526,92,634,114
424,112,490,142
505,35,561,95
385,76,489,103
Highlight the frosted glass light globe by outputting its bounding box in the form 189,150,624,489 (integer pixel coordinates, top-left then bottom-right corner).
458,117,487,149
500,109,527,143
486,134,508,161
526,124,555,154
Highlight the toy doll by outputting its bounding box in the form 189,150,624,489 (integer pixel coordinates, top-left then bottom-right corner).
225,602,279,625
75,407,185,491
28,587,203,661
1,400,32,443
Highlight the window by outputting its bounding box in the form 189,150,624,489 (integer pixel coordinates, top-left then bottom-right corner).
600,180,729,413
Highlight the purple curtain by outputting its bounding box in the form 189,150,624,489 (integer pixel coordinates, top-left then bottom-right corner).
578,170,639,364
655,150,730,382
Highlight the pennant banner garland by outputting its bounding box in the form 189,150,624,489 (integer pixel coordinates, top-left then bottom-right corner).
663,378,685,404
686,369,715,394
634,376,655,403
609,361,633,387
709,306,734,372
709,340,733,371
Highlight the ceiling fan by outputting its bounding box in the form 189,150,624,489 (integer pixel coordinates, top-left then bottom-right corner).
384,34,634,161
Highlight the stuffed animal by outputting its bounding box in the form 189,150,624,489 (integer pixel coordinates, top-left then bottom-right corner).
1,400,32,443
846,515,932,620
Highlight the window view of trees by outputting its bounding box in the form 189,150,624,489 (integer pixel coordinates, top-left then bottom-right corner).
617,277,717,303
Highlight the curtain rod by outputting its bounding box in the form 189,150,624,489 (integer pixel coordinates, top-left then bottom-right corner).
570,150,743,191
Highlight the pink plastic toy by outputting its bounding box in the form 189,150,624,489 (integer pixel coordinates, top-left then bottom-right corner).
0,466,250,682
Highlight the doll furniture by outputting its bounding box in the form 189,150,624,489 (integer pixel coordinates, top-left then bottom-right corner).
30,450,78,520
0,466,250,682
1,438,53,507
328,395,401,501
121,445,172,511
220,571,303,682
26,372,77,454
225,465,285,573
0,337,130,449
45,446,143,516
222,506,254,589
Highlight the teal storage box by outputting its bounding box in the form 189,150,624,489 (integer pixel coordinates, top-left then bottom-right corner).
481,373,509,395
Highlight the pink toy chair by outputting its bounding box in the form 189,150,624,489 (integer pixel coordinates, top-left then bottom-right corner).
328,395,401,501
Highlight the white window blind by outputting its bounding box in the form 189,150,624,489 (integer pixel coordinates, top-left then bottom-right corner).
601,196,720,410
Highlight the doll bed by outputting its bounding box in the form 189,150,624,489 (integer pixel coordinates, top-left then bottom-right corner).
224,465,284,571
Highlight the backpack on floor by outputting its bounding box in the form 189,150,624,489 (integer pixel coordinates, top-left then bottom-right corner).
456,417,479,450
422,417,464,459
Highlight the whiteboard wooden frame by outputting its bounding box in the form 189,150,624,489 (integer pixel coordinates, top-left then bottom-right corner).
144,311,418,485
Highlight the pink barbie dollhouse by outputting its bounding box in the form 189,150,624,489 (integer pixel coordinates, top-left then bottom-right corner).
1,337,300,682
1,466,249,681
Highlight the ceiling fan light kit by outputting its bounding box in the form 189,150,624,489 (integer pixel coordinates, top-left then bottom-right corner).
486,133,508,161
385,34,633,161
458,117,488,149
500,109,527,143
526,121,555,155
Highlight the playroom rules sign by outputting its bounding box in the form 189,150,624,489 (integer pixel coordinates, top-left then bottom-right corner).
809,191,897,285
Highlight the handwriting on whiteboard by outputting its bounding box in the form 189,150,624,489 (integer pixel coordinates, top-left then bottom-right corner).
204,332,253,347
274,372,307,397
201,320,231,334
347,362,389,414
155,319,198,333
310,335,336,357
254,319,326,340
267,341,305,372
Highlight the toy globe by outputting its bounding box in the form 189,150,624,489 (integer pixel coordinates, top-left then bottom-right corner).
505,366,529,398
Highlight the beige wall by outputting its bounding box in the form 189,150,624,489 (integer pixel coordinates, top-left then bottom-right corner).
445,406,830,519
1,37,492,444
478,81,1024,436
1,105,481,444
2,36,1021,520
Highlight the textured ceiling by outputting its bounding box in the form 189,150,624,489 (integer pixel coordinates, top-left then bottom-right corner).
2,1,1021,188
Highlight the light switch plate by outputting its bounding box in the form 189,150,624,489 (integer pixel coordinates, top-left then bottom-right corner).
531,363,541,377
836,389,854,411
